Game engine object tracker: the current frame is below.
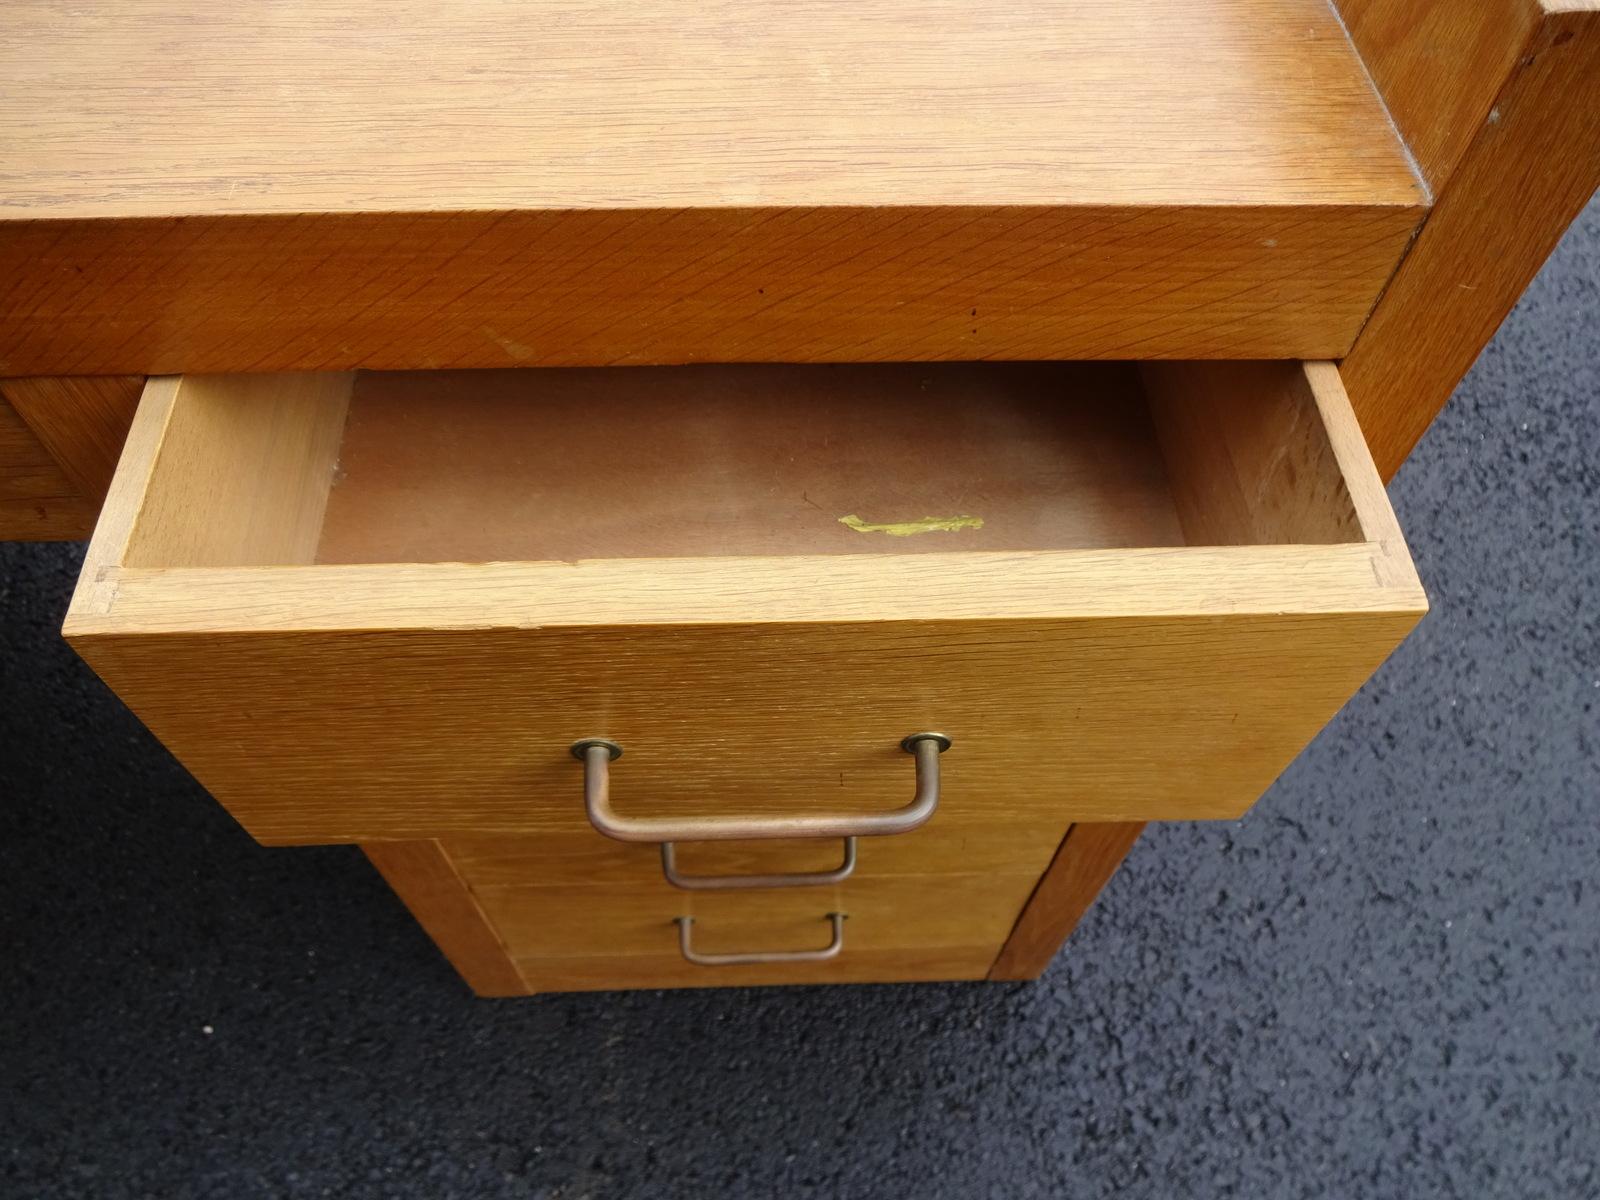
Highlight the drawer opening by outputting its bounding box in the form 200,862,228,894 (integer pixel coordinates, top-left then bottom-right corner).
116,361,1369,570
69,358,1425,844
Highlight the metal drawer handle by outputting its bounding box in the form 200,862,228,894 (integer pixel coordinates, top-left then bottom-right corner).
660,838,857,891
675,913,845,966
570,733,951,844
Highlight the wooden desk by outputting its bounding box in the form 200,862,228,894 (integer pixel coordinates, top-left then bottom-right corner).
2,0,1596,994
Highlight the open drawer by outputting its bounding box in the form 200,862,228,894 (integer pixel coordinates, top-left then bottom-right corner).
65,361,1425,846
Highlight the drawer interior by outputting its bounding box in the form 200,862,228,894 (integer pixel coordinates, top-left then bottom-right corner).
116,361,1368,572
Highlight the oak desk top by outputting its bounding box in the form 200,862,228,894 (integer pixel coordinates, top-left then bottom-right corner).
0,0,1426,376
2,0,1419,216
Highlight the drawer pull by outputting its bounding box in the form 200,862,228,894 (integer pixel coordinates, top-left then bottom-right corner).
570,732,951,843
660,838,857,891
675,913,845,966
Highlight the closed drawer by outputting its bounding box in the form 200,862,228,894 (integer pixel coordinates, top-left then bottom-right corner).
65,360,1426,845
442,833,1043,992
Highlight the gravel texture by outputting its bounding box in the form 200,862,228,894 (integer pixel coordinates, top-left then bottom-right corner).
2,200,1596,1199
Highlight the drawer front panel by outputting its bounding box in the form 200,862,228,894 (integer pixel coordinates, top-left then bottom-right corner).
70,610,1415,843
473,874,1039,962
442,821,1069,887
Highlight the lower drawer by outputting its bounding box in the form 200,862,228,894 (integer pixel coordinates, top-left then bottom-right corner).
443,834,1043,992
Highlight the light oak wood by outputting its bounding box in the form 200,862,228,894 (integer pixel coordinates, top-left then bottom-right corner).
0,1,1424,374
443,820,1071,888
1143,362,1363,547
70,546,1423,633
0,393,95,540
513,946,999,992
989,822,1147,981
473,872,1040,962
0,376,142,508
65,363,1425,845
372,829,1044,995
1334,0,1543,191
375,829,1042,994
1338,2,1600,479
363,840,527,997
0,210,1424,378
120,374,353,569
0,0,1419,217
65,604,1425,841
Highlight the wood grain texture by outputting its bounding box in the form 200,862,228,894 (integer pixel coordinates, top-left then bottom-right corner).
0,391,95,540
64,363,1426,845
65,607,1426,843
1298,361,1418,563
0,0,1424,374
363,841,528,997
474,873,1039,962
70,547,1423,633
119,375,353,569
513,947,999,992
988,822,1147,980
1144,361,1363,547
69,377,181,585
1339,4,1600,479
392,822,1061,996
2,0,1418,214
0,376,142,506
443,821,1071,888
454,831,1040,992
1334,0,1543,190
0,207,1424,377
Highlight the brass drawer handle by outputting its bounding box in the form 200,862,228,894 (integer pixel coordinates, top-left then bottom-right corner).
675,913,845,966
659,838,857,891
570,732,951,844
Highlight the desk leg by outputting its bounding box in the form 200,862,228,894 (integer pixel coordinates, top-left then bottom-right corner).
988,822,1145,981
364,841,531,997
1336,6,1600,480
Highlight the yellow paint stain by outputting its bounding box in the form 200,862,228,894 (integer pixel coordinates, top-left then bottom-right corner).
838,513,985,537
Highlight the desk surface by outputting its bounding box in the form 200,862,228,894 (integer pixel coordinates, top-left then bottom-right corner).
1,0,1420,218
